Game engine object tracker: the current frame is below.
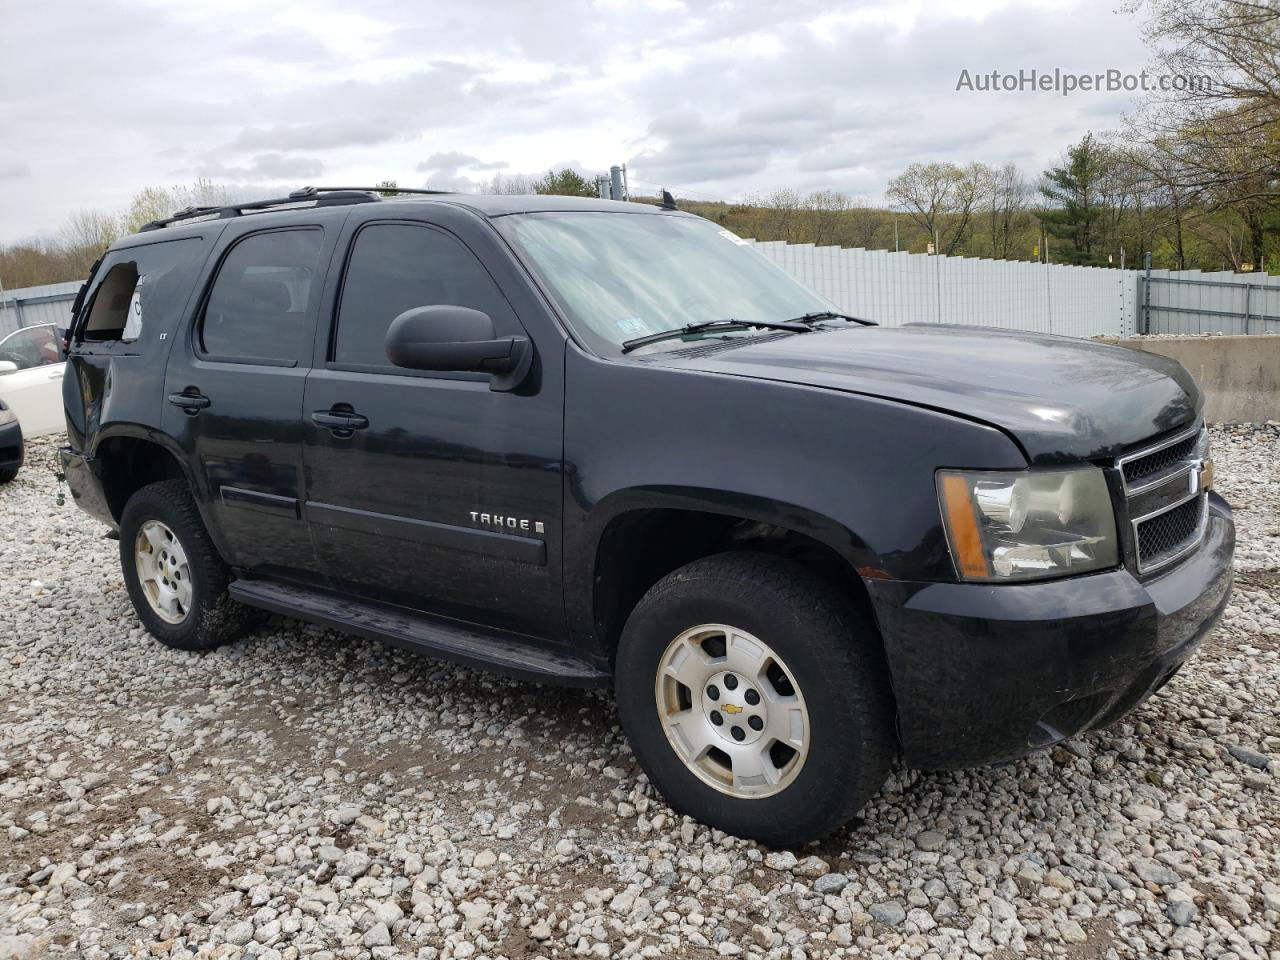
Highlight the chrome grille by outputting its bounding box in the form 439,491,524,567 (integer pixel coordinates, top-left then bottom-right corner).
1136,497,1206,567
1122,432,1200,489
1118,422,1209,575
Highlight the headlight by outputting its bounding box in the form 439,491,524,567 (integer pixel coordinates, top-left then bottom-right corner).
0,407,14,426
937,466,1118,582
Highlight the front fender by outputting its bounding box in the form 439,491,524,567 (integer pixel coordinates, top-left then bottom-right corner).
562,348,1027,650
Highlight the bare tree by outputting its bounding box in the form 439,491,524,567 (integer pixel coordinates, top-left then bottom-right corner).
805,190,851,246
1121,141,1197,268
482,173,538,195
886,162,989,255
58,209,119,257
984,163,1031,259
1126,0,1280,201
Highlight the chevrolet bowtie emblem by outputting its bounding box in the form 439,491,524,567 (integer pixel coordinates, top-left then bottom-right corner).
722,704,743,715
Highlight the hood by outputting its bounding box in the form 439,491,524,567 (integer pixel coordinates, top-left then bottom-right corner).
651,324,1201,464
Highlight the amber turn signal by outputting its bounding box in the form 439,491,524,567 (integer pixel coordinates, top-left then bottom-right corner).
938,473,989,579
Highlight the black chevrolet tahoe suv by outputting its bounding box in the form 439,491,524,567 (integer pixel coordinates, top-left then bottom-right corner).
60,187,1234,845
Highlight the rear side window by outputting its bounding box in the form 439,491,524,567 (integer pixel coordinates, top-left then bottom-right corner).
201,229,323,364
333,223,515,370
78,238,203,345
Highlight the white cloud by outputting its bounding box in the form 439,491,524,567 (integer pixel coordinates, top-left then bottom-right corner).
0,0,1154,242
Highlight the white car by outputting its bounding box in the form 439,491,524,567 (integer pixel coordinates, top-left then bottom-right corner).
0,323,67,437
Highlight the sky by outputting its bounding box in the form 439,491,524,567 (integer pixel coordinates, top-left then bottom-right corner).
0,0,1159,245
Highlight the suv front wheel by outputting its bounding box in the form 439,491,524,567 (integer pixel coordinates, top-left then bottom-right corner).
119,479,254,651
615,552,896,846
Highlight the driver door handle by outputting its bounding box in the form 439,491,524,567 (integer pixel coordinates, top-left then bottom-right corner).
312,409,369,432
168,391,211,412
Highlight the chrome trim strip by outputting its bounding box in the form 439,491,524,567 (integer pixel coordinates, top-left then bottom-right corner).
1116,421,1203,495
1125,461,1199,498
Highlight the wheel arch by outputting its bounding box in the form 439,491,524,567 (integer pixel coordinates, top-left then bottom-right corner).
577,486,887,662
90,425,199,523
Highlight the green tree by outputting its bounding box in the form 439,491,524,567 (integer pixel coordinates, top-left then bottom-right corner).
375,180,401,196
533,168,597,198
1039,133,1118,265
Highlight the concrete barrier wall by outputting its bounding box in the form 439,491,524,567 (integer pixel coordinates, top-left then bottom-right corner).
1099,335,1280,424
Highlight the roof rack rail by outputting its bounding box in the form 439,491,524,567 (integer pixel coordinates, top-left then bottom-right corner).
138,185,452,232
310,186,455,196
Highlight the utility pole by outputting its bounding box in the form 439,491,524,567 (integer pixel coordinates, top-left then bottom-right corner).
0,274,10,330
621,164,629,201
1142,251,1153,335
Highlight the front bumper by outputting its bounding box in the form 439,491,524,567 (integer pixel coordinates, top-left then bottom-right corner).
60,447,115,527
867,492,1235,770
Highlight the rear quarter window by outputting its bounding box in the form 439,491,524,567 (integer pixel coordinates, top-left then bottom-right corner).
76,237,205,349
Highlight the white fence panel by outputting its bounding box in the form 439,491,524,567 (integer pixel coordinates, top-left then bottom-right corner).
747,240,1130,338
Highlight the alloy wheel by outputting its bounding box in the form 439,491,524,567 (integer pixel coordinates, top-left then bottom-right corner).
654,623,809,798
134,519,192,624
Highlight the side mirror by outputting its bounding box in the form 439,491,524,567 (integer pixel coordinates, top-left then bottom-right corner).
385,305,531,391
0,361,17,375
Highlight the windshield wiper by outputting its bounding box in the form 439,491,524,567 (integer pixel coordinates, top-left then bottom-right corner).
785,311,879,327
620,318,811,354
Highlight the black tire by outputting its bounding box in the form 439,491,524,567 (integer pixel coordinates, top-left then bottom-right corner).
615,551,896,846
119,479,255,651
0,465,17,484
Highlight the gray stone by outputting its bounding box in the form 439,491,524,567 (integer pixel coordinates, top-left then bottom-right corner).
813,873,849,895
224,921,254,946
869,901,906,926
764,851,797,871
1133,859,1179,886
914,830,946,852
1167,899,1198,926
337,851,372,878
329,805,361,825
1227,744,1271,770
793,856,829,878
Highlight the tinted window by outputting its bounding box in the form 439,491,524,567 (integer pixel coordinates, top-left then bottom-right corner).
202,230,323,363
78,238,203,345
0,325,63,369
334,223,514,369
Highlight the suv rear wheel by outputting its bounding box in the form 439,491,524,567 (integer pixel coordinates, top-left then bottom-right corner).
615,551,895,846
119,479,254,651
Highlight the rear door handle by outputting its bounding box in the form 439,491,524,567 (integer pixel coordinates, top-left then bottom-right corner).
312,409,369,432
168,391,211,413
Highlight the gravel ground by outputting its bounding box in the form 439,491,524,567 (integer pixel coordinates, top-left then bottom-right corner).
2,428,1278,960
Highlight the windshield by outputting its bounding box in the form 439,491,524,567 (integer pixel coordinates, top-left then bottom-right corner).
497,212,833,355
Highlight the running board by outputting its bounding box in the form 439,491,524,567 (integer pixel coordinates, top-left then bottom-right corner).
228,579,609,688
